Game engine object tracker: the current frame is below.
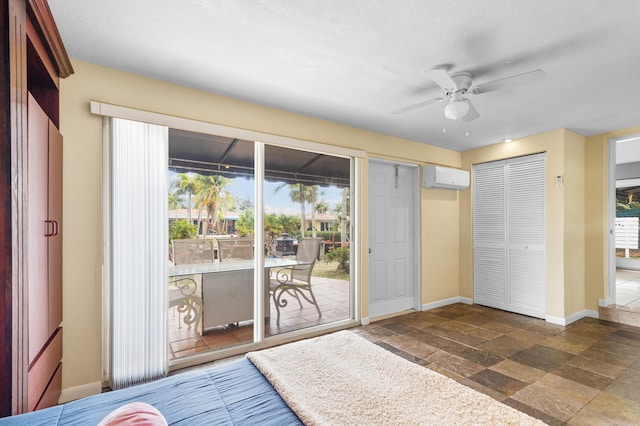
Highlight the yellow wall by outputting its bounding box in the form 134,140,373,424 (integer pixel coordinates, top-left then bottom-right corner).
59,60,462,394
563,129,586,315
584,125,640,309
461,129,572,318
423,188,461,302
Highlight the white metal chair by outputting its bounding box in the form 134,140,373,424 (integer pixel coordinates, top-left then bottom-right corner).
169,239,214,338
168,277,203,339
269,237,323,325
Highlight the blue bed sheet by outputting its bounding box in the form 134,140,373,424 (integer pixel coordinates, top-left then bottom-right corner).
0,358,301,425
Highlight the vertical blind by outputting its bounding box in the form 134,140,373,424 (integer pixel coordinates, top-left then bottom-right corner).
110,118,168,389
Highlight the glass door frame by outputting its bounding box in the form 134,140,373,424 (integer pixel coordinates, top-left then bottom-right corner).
93,101,364,371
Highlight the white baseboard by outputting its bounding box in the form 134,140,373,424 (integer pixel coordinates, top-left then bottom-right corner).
376,296,600,327
421,297,472,311
546,309,599,326
360,317,370,326
545,315,565,325
59,381,102,404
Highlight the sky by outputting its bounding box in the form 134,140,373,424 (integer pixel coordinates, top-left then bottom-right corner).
230,177,343,216
169,171,344,216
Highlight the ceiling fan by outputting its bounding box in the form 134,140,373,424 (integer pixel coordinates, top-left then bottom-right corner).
392,65,546,122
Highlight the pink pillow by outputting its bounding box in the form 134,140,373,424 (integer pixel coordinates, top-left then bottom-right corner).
97,402,168,425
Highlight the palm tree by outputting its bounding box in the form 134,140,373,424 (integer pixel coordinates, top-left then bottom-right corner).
307,186,322,237
339,188,350,246
315,200,330,215
275,183,302,237
314,199,330,235
193,174,229,236
264,213,283,242
168,192,184,219
217,190,237,234
275,183,316,237
176,173,198,223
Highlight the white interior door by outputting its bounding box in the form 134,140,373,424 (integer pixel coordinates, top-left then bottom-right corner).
368,161,419,318
474,153,546,319
506,155,546,317
473,160,507,311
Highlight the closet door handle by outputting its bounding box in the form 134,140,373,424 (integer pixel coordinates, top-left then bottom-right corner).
45,220,55,236
45,220,59,236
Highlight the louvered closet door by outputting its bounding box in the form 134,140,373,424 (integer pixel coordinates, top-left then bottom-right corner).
506,154,546,318
473,161,507,310
473,153,546,319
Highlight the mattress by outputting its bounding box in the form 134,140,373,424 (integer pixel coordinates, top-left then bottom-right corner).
0,358,301,425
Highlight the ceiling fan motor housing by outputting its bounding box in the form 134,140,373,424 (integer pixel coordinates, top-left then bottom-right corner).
449,72,472,92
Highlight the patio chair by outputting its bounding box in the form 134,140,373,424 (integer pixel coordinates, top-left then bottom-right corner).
270,237,323,325
171,239,216,265
217,238,254,261
168,277,203,340
169,239,213,337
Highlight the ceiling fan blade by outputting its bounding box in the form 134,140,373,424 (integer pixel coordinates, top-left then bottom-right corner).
424,66,458,91
470,69,545,95
462,100,480,122
391,98,443,115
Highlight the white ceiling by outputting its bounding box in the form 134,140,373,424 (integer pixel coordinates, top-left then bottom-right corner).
48,0,640,152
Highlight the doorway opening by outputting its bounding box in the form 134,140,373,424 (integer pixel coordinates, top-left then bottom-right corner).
607,134,640,324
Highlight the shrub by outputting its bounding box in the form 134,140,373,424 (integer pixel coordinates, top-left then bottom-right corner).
169,220,197,241
314,231,349,242
325,246,350,272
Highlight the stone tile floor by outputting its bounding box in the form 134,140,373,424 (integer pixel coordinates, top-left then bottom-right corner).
170,269,640,423
600,269,640,327
352,303,640,425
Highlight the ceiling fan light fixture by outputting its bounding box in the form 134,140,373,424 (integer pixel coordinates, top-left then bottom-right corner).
444,99,469,120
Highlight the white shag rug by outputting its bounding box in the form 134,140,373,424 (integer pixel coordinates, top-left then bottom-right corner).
247,330,545,426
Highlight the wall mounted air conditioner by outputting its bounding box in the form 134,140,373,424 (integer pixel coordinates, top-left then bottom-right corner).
422,165,470,190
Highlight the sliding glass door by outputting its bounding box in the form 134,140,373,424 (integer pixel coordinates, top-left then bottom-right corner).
167,130,257,359
263,145,351,337
164,129,355,364
100,104,360,380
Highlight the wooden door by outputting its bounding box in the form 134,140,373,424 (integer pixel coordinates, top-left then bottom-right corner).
26,94,63,410
47,121,63,335
27,94,50,364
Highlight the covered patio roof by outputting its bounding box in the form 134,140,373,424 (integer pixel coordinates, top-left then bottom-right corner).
168,128,350,188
